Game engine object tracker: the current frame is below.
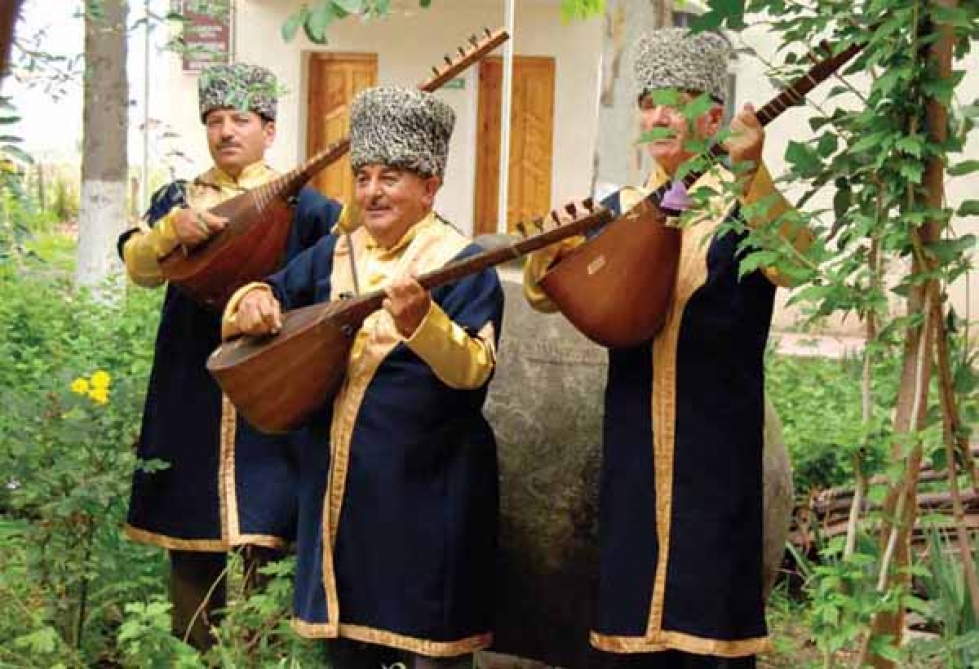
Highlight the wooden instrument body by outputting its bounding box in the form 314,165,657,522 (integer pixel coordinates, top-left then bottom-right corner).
207,295,376,433
539,197,680,348
159,186,299,310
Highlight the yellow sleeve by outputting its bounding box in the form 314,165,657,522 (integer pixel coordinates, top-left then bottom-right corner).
741,163,813,287
522,186,645,312
521,235,584,313
220,282,274,341
404,301,496,390
121,209,181,288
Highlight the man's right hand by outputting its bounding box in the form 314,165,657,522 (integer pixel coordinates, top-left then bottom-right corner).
172,207,228,247
235,289,283,336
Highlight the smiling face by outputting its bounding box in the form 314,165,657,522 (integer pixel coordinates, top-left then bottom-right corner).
204,109,275,177
354,164,441,248
638,91,723,177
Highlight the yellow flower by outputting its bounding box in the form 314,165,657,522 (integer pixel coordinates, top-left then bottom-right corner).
88,387,109,405
70,378,90,395
90,370,111,390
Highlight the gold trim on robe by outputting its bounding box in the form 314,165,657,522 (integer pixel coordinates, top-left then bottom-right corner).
590,168,772,657
294,213,493,653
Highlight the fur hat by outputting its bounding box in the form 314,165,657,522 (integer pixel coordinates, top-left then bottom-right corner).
349,86,455,179
633,28,731,103
198,63,278,122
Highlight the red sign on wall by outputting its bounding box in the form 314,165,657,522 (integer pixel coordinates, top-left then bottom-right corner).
173,0,231,72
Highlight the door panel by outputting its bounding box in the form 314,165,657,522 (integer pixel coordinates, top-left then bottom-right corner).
307,53,378,205
475,56,555,235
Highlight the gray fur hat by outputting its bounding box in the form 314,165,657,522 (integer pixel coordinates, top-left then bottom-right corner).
198,63,278,122
633,28,731,103
349,86,455,178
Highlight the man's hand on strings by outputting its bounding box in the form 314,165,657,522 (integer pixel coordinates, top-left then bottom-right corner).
235,288,283,337
726,103,765,177
173,207,228,247
384,274,431,339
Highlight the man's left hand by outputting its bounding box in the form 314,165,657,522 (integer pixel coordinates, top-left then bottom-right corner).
383,274,431,338
726,103,764,177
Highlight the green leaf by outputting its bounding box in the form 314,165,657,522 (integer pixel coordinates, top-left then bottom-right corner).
894,135,923,157
333,0,363,13
924,235,976,264
957,200,979,217
931,4,973,29
682,94,715,121
898,161,924,184
816,132,838,157
948,159,979,176
304,6,335,44
648,88,681,107
785,140,821,176
639,127,676,143
281,11,303,43
690,0,746,31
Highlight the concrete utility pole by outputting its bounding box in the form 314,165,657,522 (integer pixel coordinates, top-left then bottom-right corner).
496,0,516,233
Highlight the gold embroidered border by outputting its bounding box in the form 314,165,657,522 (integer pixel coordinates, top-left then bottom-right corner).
218,395,238,544
217,394,290,550
292,619,491,657
319,219,471,631
591,630,770,658
232,533,287,549
123,523,228,552
647,170,739,637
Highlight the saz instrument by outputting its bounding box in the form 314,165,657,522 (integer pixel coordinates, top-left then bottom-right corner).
539,37,869,347
208,199,636,434
158,27,510,311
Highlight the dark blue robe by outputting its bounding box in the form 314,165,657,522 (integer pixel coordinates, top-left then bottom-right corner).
121,182,342,550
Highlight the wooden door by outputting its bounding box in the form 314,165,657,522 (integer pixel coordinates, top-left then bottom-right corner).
307,53,377,205
475,56,555,234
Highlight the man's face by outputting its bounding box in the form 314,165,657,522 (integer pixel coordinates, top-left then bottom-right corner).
204,109,275,177
354,165,441,249
638,91,723,176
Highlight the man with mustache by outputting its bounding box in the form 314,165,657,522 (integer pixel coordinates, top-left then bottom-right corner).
117,62,343,650
223,85,503,669
524,29,811,668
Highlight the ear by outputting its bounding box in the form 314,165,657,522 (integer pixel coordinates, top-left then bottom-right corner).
263,120,277,149
421,175,442,209
704,104,724,136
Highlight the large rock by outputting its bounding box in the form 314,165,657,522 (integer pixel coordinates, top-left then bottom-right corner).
483,268,793,669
